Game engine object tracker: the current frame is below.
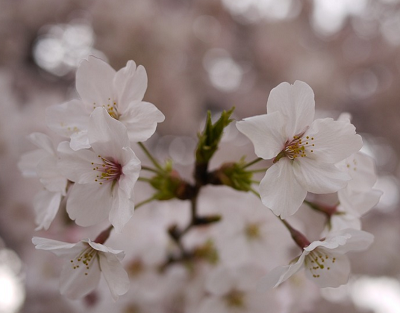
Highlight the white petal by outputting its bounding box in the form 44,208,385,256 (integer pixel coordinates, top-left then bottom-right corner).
267,81,315,138
66,183,112,227
328,214,361,233
113,61,148,114
57,142,100,184
119,101,165,142
325,229,374,254
70,130,91,151
98,252,130,301
293,158,350,194
28,133,55,155
76,56,115,110
87,240,125,261
338,188,382,216
258,253,306,291
59,252,101,299
260,158,307,219
18,149,48,177
32,237,84,257
108,188,134,232
305,118,363,163
119,147,141,198
88,107,129,160
304,251,350,288
45,100,90,139
33,190,62,230
308,229,374,254
236,112,286,160
338,152,379,192
37,155,67,194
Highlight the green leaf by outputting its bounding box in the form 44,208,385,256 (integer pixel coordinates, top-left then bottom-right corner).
195,107,235,164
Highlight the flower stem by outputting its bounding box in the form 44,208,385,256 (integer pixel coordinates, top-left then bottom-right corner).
303,200,337,216
138,142,163,172
141,165,160,174
94,225,113,244
242,157,263,169
280,219,310,249
135,197,156,210
248,167,270,173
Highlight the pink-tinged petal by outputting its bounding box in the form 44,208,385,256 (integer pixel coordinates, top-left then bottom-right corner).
293,158,350,194
66,183,112,227
76,56,115,110
119,101,165,142
88,107,129,160
70,130,91,151
267,81,315,138
28,133,55,155
305,118,363,163
45,100,90,139
108,188,134,232
119,147,141,198
260,158,307,219
18,149,48,177
113,61,148,114
59,252,101,299
236,112,286,160
33,190,62,230
258,253,306,291
98,252,130,301
57,142,100,184
304,251,350,288
205,267,235,296
32,237,84,257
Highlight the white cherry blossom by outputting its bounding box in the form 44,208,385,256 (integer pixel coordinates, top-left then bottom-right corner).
18,133,67,230
258,228,374,290
57,107,141,232
236,81,363,219
46,55,165,150
32,237,129,300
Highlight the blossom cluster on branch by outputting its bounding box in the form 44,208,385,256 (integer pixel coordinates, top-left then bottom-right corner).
19,56,381,311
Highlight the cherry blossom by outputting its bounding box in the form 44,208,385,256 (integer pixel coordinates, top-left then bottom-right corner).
258,228,374,289
32,237,129,300
46,56,165,150
57,107,141,232
18,133,67,230
236,81,363,219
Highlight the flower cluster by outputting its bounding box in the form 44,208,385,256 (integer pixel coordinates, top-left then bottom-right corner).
19,56,164,299
19,57,380,310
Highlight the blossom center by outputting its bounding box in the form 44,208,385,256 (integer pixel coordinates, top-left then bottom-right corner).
274,134,315,163
69,245,98,276
92,155,123,186
93,98,120,119
305,249,336,279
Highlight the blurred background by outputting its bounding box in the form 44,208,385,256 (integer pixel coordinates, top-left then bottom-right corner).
1,0,400,312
